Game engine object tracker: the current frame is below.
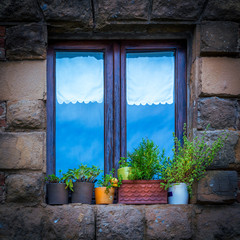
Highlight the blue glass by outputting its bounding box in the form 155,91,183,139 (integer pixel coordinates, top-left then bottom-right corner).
126,52,175,158
55,52,104,177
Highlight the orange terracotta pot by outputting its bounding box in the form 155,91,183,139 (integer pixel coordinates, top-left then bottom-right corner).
95,187,115,204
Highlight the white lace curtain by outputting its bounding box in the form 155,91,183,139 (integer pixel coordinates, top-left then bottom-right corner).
56,52,174,105
56,52,104,104
127,52,174,105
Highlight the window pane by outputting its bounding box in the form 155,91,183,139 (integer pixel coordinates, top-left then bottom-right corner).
126,52,175,158
55,52,104,176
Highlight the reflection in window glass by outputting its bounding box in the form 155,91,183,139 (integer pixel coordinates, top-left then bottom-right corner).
126,52,175,158
56,52,104,176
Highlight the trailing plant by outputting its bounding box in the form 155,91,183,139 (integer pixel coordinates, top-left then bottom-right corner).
63,164,103,191
122,138,161,180
45,170,64,183
159,126,228,196
97,169,122,193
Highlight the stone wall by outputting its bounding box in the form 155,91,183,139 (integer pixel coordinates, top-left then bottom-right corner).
0,204,240,240
0,0,240,239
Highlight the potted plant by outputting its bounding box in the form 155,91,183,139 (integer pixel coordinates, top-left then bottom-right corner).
63,164,102,204
45,170,68,205
117,158,132,180
95,169,121,204
118,138,167,204
160,127,227,204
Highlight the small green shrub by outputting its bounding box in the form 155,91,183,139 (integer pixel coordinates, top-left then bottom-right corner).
119,157,131,168
122,138,161,180
159,126,227,196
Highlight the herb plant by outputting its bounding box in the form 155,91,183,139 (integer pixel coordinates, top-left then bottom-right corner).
63,164,103,191
45,170,64,183
123,138,161,180
119,157,131,168
159,126,227,196
97,169,122,193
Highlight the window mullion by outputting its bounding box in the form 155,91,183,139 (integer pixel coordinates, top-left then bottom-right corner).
120,43,127,159
104,44,114,175
113,42,121,175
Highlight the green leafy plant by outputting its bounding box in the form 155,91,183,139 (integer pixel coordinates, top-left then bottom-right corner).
45,170,64,183
97,169,122,193
159,126,228,196
119,157,131,168
63,164,103,191
122,138,161,180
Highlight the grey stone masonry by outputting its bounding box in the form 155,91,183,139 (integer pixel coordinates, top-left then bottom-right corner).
203,0,240,22
5,172,44,205
96,205,145,240
194,205,240,240
195,130,239,169
145,205,194,239
151,0,205,21
94,0,149,30
200,21,239,55
6,23,47,60
0,0,43,22
0,102,7,130
42,204,95,240
198,97,238,130
39,0,93,31
197,171,238,204
0,132,45,170
0,204,240,240
7,100,46,130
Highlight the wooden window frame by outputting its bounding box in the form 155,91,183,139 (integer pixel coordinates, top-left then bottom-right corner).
47,40,187,176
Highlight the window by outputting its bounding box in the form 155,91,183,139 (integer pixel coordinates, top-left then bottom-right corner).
47,41,187,176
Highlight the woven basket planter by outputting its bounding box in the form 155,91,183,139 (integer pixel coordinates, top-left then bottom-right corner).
118,180,167,204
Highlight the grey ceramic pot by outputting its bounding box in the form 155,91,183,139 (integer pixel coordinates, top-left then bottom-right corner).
47,183,68,205
71,182,94,204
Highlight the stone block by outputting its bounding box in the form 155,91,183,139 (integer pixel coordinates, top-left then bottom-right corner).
0,0,43,22
39,0,93,30
42,204,95,240
7,100,46,130
198,97,238,130
0,26,5,37
5,172,44,204
200,21,239,55
236,136,240,164
0,38,4,48
145,205,193,240
197,170,238,204
0,60,46,101
0,119,6,129
0,132,45,170
151,0,205,21
94,0,149,30
0,101,6,129
195,205,240,240
96,205,144,240
0,48,5,59
0,172,4,186
0,205,44,239
6,23,47,60
0,186,5,203
237,178,240,202
203,0,240,22
196,130,239,168
200,57,240,97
